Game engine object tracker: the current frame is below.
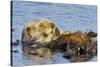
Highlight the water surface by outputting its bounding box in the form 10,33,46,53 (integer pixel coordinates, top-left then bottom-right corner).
11,1,97,66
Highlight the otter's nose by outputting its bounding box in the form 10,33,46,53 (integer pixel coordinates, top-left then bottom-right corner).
42,32,48,37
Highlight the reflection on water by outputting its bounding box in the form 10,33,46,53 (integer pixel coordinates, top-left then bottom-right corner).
11,1,97,66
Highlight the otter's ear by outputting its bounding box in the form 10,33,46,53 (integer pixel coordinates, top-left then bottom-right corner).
26,27,30,32
50,23,55,29
53,27,60,36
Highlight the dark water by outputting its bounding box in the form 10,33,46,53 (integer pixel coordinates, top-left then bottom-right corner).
11,1,97,66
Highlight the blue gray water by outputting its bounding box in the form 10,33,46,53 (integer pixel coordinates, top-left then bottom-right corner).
12,1,97,66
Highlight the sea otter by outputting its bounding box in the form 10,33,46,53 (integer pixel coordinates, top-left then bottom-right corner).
21,19,60,54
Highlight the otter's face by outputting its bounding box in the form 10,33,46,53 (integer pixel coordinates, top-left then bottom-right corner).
36,22,55,43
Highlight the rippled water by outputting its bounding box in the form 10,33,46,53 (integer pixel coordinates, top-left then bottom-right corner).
11,1,97,66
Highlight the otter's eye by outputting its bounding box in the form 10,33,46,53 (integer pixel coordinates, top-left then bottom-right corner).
42,32,48,37
39,24,46,29
26,27,30,32
39,24,42,27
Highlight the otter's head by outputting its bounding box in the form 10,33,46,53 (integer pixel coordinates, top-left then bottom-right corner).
22,19,60,47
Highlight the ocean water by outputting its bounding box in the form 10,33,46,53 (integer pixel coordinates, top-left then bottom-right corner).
11,1,97,66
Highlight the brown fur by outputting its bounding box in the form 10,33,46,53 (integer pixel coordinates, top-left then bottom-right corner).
49,31,94,55
64,32,92,48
